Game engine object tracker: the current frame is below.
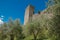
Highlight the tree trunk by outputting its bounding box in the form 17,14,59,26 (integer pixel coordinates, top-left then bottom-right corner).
34,35,37,40
10,34,14,40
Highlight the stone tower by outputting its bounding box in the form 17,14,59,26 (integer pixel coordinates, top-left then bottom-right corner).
24,5,34,25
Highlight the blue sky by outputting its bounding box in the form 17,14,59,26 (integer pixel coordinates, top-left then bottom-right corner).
0,0,48,24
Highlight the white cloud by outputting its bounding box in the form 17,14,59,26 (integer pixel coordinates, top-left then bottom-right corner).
0,19,4,24
1,15,4,18
0,15,4,24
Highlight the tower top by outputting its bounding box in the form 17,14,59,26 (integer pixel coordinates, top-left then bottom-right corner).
26,5,34,9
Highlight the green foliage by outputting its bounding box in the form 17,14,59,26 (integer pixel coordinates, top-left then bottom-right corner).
0,18,24,40
0,0,60,40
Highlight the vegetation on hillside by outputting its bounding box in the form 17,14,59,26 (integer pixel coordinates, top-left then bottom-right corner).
0,0,60,40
